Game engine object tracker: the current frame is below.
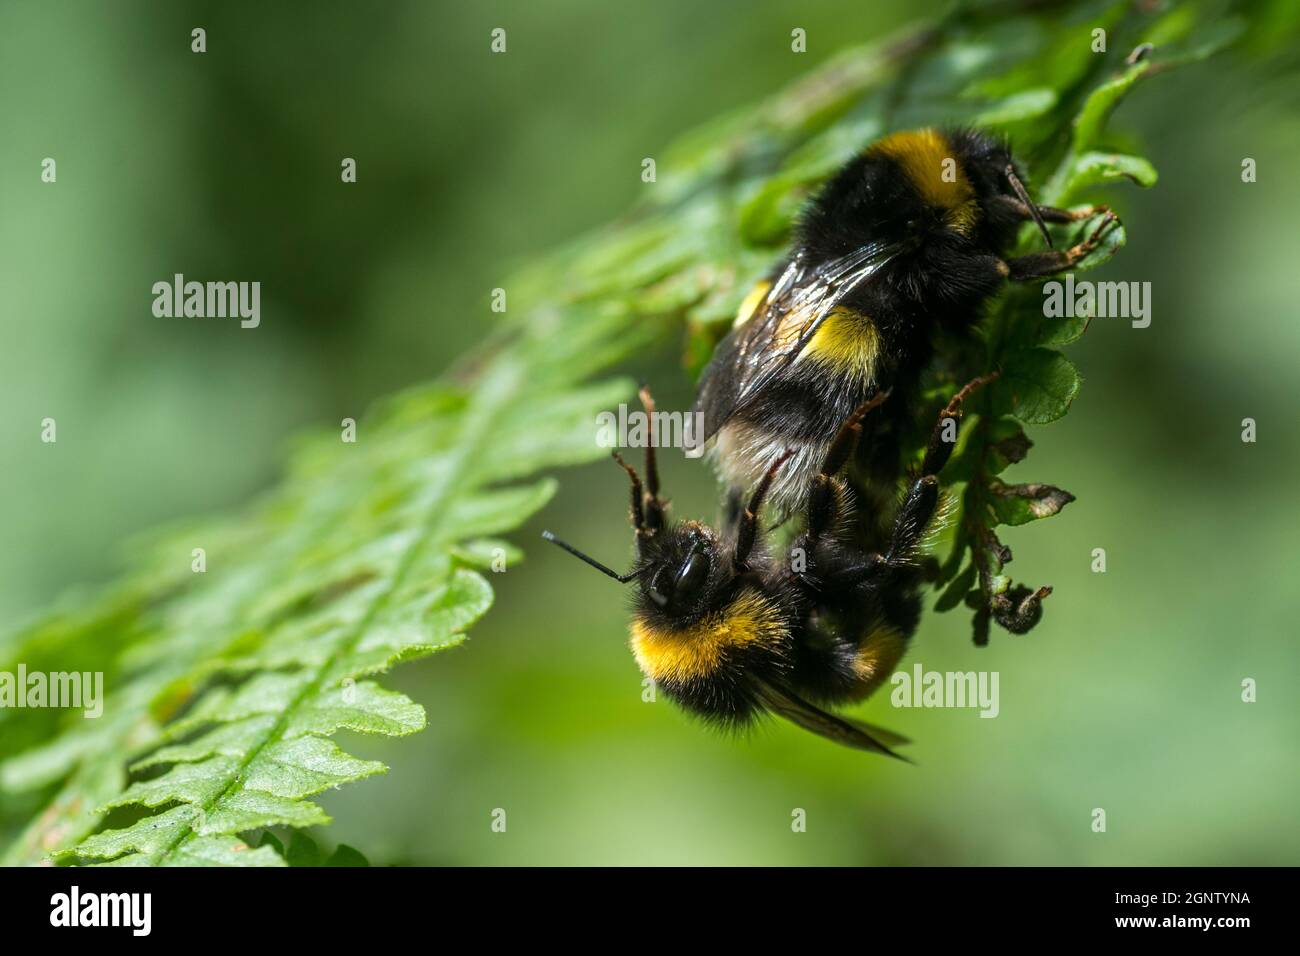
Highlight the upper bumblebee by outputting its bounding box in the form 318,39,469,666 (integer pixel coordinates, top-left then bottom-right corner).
694,127,1112,522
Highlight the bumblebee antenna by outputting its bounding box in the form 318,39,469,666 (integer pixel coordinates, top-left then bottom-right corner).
541,530,639,583
1004,165,1053,249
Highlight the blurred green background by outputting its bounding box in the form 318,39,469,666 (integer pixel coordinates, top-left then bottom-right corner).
2,0,1297,864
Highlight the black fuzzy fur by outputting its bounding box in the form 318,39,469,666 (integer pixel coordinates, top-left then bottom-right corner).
696,128,1036,539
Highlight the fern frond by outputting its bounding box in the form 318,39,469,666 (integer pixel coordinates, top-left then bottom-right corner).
3,321,645,865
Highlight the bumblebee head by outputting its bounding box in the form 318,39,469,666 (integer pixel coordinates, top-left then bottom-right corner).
542,517,731,628
633,520,729,625
543,441,792,709
947,128,1018,199
799,127,1044,255
947,129,1055,247
542,447,736,629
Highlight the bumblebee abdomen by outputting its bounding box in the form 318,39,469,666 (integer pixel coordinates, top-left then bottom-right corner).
844,623,909,701
798,306,881,382
709,421,830,522
790,613,913,707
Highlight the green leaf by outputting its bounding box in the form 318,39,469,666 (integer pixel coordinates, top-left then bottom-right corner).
986,480,1077,527
1065,151,1158,196
984,419,1034,476
969,87,1057,126
935,563,977,613
4,321,643,865
325,843,370,867
1072,61,1151,153
994,349,1082,425
1033,310,1092,349
69,806,285,866
286,830,322,868
450,538,523,571
253,829,368,866
256,830,285,856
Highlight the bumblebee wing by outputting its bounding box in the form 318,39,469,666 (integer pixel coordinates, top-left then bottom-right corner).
695,257,804,441
754,682,912,761
697,239,904,441
843,718,911,749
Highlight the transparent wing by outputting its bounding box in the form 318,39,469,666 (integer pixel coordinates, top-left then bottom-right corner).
754,682,912,760
700,239,904,439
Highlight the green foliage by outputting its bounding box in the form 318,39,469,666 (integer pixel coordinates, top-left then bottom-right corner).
925,3,1248,643
1,323,647,865
0,0,1275,865
257,830,369,867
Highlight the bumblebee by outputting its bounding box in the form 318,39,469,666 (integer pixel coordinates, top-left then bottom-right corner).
542,380,991,755
696,127,1117,522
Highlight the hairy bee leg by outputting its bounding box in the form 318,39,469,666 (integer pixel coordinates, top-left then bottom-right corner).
884,476,941,565
735,450,792,570
888,374,996,562
638,385,667,532
611,452,646,536
993,195,1109,225
1002,210,1121,281
839,375,996,578
920,372,999,476
822,390,892,477
1037,203,1109,223
806,390,892,540
827,477,939,582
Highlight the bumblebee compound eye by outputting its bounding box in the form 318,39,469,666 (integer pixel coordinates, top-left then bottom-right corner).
673,549,710,602
647,566,672,608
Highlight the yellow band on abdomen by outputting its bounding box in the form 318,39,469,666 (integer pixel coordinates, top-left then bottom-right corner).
800,307,880,382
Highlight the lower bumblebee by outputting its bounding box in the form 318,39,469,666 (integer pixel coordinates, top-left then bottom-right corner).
695,127,1118,522
543,380,992,756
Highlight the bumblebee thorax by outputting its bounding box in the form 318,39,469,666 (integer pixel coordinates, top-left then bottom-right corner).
629,588,789,684
869,129,978,235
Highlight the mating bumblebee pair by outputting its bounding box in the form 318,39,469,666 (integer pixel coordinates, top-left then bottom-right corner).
545,128,1117,755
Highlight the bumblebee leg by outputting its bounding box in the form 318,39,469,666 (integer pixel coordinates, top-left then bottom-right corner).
735,451,792,569
806,390,892,540
992,195,1109,226
1003,210,1121,281
1036,203,1109,224
637,385,667,532
823,479,938,581
823,390,891,476
896,373,996,552
611,452,646,535
835,375,995,578
920,372,998,476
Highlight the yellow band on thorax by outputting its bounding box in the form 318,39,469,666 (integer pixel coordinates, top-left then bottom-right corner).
631,589,787,683
870,129,978,235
